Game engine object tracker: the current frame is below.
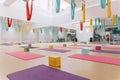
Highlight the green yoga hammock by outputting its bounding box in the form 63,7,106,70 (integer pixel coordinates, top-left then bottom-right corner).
71,0,76,20
56,0,60,13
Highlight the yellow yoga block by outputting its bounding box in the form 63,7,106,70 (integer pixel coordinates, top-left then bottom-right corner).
48,56,61,67
49,45,54,49
73,43,77,46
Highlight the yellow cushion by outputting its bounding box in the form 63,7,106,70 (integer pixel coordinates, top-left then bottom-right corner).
48,56,61,67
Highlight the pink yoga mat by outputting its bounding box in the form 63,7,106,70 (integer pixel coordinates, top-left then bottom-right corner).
6,51,44,60
69,54,120,66
106,46,120,49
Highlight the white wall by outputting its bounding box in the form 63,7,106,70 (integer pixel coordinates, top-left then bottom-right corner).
76,22,93,42
1,27,22,43
39,27,67,43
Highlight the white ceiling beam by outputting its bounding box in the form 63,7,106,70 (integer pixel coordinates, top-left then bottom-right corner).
3,0,16,6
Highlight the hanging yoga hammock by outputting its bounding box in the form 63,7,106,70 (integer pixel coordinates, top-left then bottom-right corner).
98,17,101,29
71,0,76,20
14,20,18,31
60,27,62,32
56,0,60,13
100,0,106,8
26,22,30,31
80,21,83,31
7,18,12,27
18,24,22,32
82,0,86,23
95,18,98,27
116,15,120,30
107,0,112,18
26,0,34,21
36,28,39,33
90,18,93,32
67,29,70,32
112,15,116,25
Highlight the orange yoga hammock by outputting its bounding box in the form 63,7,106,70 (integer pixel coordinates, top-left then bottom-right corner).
26,0,34,21
80,21,83,31
60,27,62,32
7,18,12,27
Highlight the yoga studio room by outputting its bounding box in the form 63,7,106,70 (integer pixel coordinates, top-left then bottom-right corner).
0,0,120,80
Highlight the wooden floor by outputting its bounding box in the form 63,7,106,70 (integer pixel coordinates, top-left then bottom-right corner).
0,42,120,80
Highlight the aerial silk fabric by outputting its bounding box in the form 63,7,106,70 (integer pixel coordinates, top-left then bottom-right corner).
36,28,39,33
107,0,111,18
97,18,101,29
26,0,34,21
56,0,60,13
112,15,116,25
60,27,62,32
100,0,106,8
82,3,86,23
95,18,98,27
116,15,120,30
18,24,22,32
67,29,70,32
80,21,83,31
14,20,18,31
50,27,54,34
7,18,12,27
1,17,8,31
90,18,93,32
26,22,30,31
71,0,76,20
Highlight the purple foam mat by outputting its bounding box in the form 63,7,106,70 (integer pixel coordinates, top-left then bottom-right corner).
91,50,120,54
7,65,89,80
0,43,11,46
40,48,71,53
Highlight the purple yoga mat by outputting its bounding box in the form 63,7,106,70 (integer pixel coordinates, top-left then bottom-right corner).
91,50,120,54
70,45,92,47
40,48,71,53
7,65,89,80
0,43,11,46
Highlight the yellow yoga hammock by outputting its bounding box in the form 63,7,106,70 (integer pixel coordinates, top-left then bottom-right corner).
18,25,22,32
90,18,93,32
82,3,86,23
112,15,116,25
107,0,112,18
36,28,39,33
67,29,70,32
26,22,30,31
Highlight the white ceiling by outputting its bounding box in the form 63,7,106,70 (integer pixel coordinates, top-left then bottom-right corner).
0,0,119,29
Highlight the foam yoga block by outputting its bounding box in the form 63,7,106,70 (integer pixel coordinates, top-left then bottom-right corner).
48,56,61,67
81,49,89,54
49,45,54,49
28,44,32,47
73,43,77,46
95,46,102,50
24,47,29,52
63,44,67,47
